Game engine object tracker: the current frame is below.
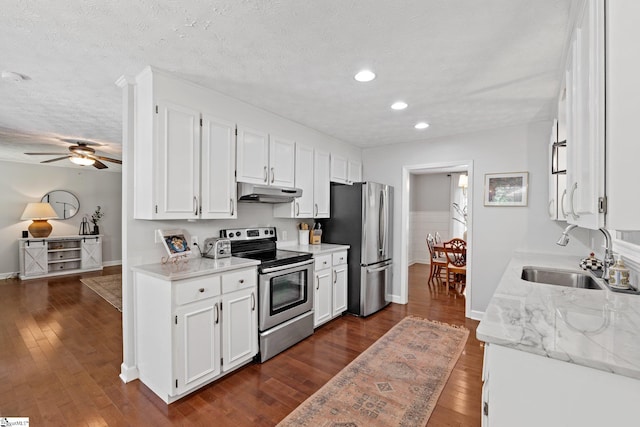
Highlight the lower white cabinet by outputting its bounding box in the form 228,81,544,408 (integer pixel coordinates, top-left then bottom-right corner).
134,266,257,403
313,250,348,327
482,344,640,427
19,236,103,279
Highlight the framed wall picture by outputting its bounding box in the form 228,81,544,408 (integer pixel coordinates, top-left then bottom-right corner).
484,172,529,207
159,229,192,258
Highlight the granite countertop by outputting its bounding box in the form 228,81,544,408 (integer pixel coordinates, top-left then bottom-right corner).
278,242,350,254
476,251,640,380
132,256,260,281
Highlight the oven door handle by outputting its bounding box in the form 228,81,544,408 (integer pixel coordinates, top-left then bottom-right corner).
260,259,314,274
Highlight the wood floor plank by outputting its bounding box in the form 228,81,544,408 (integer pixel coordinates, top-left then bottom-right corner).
0,263,482,425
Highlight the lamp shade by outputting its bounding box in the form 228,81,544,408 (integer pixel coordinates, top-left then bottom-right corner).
21,202,59,220
458,174,468,189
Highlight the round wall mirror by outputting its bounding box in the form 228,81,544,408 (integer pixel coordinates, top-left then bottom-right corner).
41,190,80,220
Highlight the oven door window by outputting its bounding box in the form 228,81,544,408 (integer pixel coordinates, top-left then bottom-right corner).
270,270,307,315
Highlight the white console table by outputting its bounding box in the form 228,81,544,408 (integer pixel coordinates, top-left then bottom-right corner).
19,235,103,280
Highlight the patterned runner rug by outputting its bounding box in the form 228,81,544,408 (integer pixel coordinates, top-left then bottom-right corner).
277,316,469,426
80,274,122,312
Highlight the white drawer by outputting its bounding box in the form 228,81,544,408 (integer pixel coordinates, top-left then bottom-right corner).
314,254,332,270
174,275,221,306
222,268,257,293
332,250,348,266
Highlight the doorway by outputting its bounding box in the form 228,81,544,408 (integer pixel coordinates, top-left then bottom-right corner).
400,161,473,317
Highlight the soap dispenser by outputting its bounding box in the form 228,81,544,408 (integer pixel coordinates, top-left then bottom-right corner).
608,256,630,289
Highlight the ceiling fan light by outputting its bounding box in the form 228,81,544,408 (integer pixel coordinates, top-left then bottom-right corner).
70,156,95,166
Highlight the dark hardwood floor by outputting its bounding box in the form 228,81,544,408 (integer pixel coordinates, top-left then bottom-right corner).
0,263,483,426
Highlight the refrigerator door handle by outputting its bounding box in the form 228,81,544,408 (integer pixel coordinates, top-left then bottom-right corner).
366,264,390,273
378,190,384,255
382,188,388,258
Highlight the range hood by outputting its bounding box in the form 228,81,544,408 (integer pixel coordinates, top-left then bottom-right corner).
237,183,302,203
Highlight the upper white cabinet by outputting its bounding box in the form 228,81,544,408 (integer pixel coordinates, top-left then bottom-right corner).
564,0,605,229
133,69,237,220
273,144,330,219
236,127,295,188
331,155,362,185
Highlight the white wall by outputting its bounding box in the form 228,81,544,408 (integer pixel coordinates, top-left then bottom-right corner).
363,122,591,315
409,173,451,264
0,160,122,277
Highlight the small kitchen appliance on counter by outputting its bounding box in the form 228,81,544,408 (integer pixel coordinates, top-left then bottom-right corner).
201,237,231,259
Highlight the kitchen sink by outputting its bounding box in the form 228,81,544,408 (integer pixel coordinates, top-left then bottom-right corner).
521,267,603,290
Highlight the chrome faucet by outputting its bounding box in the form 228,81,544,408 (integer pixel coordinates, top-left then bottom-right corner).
556,224,615,280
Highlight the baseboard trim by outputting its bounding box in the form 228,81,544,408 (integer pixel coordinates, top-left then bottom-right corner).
0,272,19,280
387,294,407,305
120,363,139,383
468,309,484,321
103,260,123,267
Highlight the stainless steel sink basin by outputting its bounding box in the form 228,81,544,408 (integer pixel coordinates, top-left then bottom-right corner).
521,267,603,290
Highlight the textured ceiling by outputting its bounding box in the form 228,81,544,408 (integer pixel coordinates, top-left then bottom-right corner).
0,0,573,170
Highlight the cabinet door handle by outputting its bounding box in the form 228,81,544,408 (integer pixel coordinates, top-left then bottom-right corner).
230,198,235,216
569,182,579,219
295,202,300,216
214,303,219,324
333,270,337,284
560,189,567,218
316,275,320,290
193,197,198,216
239,279,244,284
199,288,205,293
251,292,255,311
314,203,319,217
263,166,268,182
270,167,275,183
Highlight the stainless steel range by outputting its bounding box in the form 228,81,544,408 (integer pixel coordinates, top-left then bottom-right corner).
220,227,314,362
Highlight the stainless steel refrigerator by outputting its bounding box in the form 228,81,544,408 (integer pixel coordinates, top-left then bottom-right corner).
321,182,393,316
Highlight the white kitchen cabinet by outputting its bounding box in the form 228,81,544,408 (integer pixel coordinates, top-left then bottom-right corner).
314,150,331,218
173,298,221,395
134,265,258,403
221,285,258,373
313,250,348,327
273,143,331,219
330,154,348,184
200,115,237,219
347,160,362,184
133,69,237,220
482,344,640,427
332,251,348,316
19,236,103,280
564,0,605,229
236,127,295,188
314,257,332,327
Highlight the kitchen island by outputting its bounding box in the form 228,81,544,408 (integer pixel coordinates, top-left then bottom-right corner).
477,252,640,426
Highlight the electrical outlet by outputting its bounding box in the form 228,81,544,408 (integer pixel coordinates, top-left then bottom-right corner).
282,231,288,241
154,229,162,243
192,235,199,246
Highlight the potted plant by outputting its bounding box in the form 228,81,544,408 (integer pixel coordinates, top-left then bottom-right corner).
91,206,104,235
452,202,468,240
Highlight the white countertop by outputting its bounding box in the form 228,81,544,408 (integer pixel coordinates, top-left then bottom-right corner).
131,256,260,281
278,242,350,254
477,251,640,380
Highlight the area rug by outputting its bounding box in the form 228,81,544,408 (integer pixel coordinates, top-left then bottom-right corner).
277,316,469,427
80,274,122,312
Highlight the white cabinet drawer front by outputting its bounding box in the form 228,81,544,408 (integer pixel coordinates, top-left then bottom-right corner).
332,250,348,266
175,276,221,306
314,254,331,270
222,268,257,293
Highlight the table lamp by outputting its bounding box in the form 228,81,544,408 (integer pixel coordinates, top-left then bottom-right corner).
21,202,59,237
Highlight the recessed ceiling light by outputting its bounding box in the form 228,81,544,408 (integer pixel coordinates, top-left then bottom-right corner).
354,70,376,82
391,101,408,110
414,122,430,130
1,71,29,82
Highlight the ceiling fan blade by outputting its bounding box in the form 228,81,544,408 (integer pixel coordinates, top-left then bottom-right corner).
93,155,122,164
25,152,67,155
92,159,108,169
41,156,71,164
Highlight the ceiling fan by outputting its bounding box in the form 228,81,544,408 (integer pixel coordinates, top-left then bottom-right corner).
25,140,122,169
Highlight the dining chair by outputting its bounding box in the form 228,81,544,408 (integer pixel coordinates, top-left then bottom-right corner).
443,238,467,294
426,234,447,285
